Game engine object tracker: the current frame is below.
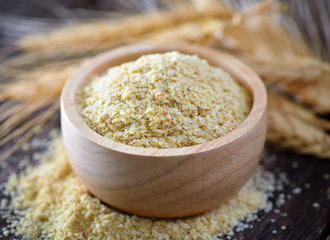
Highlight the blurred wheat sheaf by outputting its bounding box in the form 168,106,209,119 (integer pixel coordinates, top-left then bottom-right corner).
0,0,329,161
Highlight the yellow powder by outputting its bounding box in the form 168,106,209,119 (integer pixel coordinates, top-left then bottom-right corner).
76,52,251,148
1,136,273,240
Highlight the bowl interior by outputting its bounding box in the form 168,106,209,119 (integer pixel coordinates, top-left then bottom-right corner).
61,43,267,157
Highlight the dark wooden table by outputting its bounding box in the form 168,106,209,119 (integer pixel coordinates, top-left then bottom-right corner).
0,1,329,239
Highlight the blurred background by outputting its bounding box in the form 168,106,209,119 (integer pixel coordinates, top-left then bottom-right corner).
0,0,329,60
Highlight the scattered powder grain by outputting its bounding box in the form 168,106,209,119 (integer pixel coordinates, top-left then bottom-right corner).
312,202,320,208
76,51,251,148
0,136,275,240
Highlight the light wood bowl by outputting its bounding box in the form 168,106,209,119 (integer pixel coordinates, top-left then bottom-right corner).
61,43,267,218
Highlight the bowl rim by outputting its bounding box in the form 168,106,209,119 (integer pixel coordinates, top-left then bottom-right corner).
61,43,267,157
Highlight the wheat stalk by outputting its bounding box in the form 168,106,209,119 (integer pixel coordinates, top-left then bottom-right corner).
248,58,330,114
267,92,330,158
17,3,232,53
0,62,80,101
0,100,60,163
0,3,231,72
0,64,79,158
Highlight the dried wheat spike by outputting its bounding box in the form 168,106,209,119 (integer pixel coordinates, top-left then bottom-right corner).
267,92,330,158
248,57,330,114
214,15,330,114
0,64,79,142
0,64,79,101
148,18,226,45
18,5,232,53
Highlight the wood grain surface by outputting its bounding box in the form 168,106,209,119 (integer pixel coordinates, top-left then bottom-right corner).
0,0,330,239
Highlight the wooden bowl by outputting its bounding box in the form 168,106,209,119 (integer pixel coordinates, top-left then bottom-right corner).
61,43,267,218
